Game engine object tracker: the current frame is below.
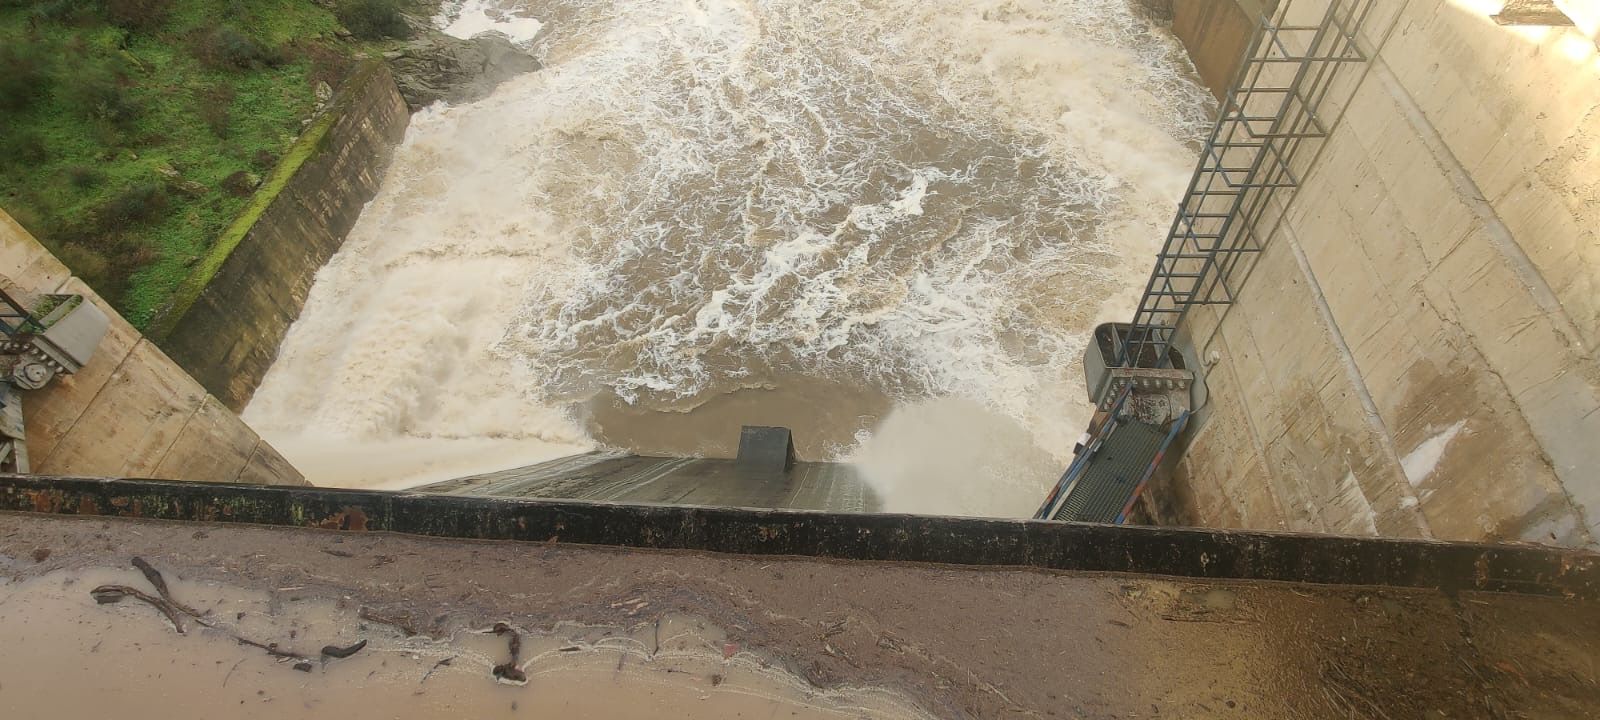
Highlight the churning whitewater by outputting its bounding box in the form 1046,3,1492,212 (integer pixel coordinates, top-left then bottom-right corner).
244,0,1213,514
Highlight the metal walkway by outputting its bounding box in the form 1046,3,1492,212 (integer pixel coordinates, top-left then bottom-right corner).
1048,420,1169,523
1035,387,1189,522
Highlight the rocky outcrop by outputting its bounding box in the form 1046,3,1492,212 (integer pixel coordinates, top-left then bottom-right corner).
387,31,541,110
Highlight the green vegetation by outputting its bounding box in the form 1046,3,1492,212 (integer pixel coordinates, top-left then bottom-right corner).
145,61,372,340
0,0,359,327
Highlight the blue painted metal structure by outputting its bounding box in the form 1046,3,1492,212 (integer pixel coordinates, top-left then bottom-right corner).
1034,384,1190,524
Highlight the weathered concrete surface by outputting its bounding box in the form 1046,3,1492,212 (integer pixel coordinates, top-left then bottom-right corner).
3,512,1598,718
150,62,409,411
4,475,1597,597
1171,0,1277,99
1163,0,1600,547
0,211,304,485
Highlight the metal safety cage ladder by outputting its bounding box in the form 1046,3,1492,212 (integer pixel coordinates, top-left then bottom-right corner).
1116,0,1374,369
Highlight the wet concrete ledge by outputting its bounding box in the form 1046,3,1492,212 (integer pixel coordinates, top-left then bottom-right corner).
1,474,1596,599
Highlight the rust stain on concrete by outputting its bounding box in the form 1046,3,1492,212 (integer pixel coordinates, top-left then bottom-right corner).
313,506,370,532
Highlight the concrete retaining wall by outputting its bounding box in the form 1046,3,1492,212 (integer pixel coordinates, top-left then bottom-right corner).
1160,0,1600,547
1170,0,1276,98
0,211,304,485
147,61,409,411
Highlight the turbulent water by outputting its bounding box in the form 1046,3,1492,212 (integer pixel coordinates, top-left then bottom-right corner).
244,0,1212,514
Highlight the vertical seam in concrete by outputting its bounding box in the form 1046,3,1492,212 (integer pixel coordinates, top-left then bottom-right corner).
145,392,204,478
1411,255,1595,544
1279,221,1434,538
1225,286,1335,531
1369,59,1593,366
1369,53,1596,543
124,347,208,478
1212,324,1291,528
1184,0,1420,536
1190,0,1412,368
235,440,265,484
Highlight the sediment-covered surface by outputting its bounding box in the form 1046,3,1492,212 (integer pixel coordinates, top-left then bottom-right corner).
2,512,1597,718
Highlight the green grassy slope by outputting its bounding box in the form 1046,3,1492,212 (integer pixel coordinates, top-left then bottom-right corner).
0,0,354,327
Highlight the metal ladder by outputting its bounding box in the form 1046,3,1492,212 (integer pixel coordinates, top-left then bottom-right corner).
1037,0,1376,524
1117,0,1374,369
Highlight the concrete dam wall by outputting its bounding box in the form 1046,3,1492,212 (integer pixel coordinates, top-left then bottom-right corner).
0,211,304,485
1170,0,1271,99
10,0,1586,553
1159,0,1600,547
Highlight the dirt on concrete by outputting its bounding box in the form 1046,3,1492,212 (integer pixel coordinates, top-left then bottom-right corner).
1,512,1597,718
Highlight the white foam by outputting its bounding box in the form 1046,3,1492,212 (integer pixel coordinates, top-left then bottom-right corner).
248,0,1213,506
845,397,1064,517
435,0,542,44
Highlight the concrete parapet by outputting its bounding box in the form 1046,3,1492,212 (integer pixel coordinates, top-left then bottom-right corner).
2,474,1597,598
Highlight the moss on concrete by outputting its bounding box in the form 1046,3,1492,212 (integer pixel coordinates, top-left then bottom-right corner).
142,63,384,341
151,60,407,409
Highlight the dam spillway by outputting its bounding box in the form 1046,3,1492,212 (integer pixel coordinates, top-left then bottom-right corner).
2,0,1600,715
240,0,1216,517
417,451,882,512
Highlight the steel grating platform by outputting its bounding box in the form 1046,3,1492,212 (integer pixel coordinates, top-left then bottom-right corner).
1050,419,1170,523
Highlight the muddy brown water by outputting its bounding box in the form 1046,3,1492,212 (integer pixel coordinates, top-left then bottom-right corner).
243,0,1215,516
